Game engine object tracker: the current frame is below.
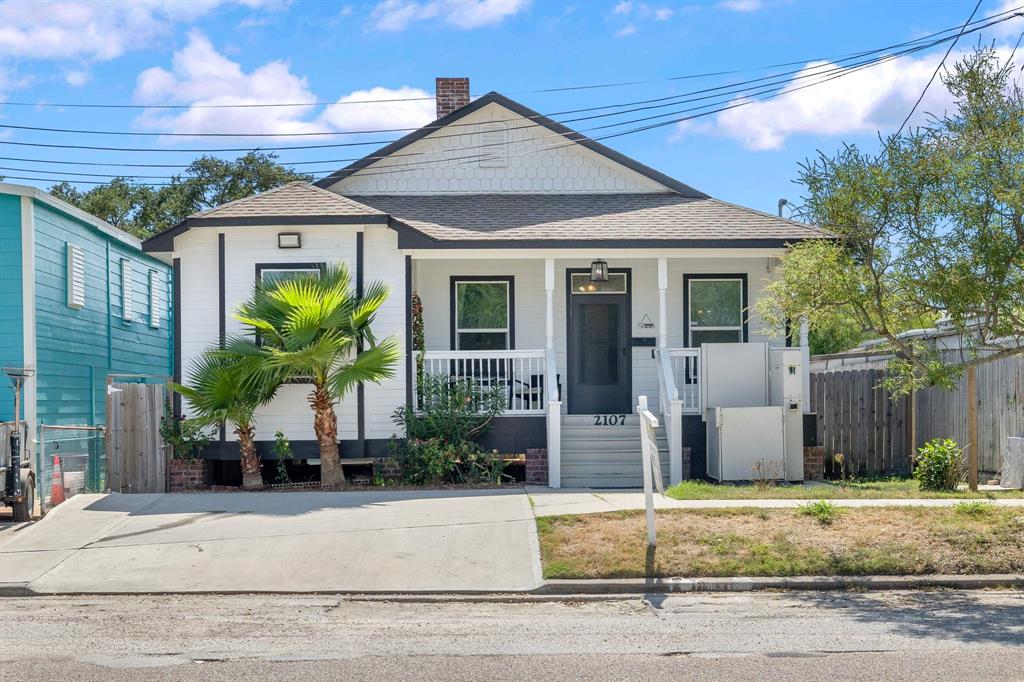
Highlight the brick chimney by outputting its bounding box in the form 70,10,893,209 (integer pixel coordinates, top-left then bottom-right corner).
435,77,470,119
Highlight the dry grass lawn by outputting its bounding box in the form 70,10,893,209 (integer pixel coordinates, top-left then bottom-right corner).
665,478,1024,500
537,504,1024,579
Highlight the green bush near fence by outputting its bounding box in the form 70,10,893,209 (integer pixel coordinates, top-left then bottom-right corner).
914,438,965,491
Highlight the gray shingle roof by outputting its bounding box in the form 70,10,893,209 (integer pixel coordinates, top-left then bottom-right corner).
349,193,825,242
193,181,383,219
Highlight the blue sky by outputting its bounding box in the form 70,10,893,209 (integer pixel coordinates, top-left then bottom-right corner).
1,0,1022,215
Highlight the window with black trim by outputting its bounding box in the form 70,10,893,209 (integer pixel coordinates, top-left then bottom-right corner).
255,262,325,286
451,277,513,350
687,276,745,346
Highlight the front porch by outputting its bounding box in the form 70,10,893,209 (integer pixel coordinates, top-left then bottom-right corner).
409,250,803,488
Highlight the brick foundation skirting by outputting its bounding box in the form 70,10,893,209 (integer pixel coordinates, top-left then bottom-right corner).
169,459,210,492
803,446,825,481
526,448,548,486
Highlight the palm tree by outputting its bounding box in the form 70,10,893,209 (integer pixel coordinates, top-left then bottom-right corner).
231,264,400,486
173,351,278,490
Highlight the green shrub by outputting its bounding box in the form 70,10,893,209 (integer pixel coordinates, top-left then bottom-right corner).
273,430,292,485
395,373,507,443
914,438,964,491
797,500,843,526
391,437,507,485
159,415,211,460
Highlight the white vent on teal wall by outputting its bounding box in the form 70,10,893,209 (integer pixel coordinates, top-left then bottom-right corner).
149,269,161,328
66,243,85,309
121,259,134,322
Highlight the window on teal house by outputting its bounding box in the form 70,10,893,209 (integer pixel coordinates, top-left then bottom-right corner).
66,243,85,309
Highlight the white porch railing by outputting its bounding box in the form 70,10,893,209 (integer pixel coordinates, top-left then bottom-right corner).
418,349,550,415
654,348,684,485
666,348,701,414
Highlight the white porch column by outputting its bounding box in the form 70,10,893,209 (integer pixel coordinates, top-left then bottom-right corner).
657,257,668,349
799,317,811,412
545,258,555,351
544,258,561,488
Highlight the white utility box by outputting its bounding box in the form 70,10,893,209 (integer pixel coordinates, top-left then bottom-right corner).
699,342,768,412
769,348,804,481
706,406,786,482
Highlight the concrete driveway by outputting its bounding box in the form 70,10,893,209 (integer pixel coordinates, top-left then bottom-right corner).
0,489,543,595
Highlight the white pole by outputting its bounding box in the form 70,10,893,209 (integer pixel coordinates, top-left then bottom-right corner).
657,258,668,349
638,396,656,548
544,258,555,351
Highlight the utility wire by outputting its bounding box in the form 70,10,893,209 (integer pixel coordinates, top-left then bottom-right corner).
896,0,983,134
3,8,1021,140
1,5,1019,111
1,14,1013,157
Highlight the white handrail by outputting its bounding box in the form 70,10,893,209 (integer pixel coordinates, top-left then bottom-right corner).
417,348,549,415
545,346,561,488
545,347,559,403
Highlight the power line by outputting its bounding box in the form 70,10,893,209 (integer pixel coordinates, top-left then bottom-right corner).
896,0,982,134
3,8,1021,141
1,5,1019,112
0,46,947,184
3,44,963,187
1,14,1013,158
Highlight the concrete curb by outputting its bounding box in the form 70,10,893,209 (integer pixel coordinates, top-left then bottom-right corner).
539,574,1024,594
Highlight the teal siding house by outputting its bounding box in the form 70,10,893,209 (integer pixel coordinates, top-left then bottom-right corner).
0,183,173,439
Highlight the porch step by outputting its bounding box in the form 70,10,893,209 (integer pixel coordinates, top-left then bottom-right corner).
559,415,669,489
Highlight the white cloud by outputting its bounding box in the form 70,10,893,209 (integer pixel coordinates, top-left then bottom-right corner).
608,1,673,35
654,7,674,20
718,0,763,11
0,0,286,62
319,86,435,132
64,70,90,87
615,24,638,38
612,1,633,15
368,0,529,31
132,31,327,138
991,0,1024,39
676,46,1019,151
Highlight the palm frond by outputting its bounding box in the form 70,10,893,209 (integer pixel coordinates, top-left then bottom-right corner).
328,336,401,398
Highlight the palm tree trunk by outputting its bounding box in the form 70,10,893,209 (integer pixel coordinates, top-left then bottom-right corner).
311,385,344,487
236,423,263,490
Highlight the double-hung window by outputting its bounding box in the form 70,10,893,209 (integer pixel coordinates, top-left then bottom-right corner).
686,276,746,346
451,277,513,350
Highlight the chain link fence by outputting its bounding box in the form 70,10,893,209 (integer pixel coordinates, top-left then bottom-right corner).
37,424,105,513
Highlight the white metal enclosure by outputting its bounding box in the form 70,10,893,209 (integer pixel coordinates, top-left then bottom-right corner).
706,406,786,481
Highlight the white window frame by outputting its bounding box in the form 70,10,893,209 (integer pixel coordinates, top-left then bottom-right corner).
257,264,323,285
687,277,744,346
121,259,134,322
149,269,161,328
66,243,85,309
478,122,508,168
453,279,511,350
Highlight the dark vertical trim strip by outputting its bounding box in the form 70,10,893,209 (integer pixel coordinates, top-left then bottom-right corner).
218,234,226,443
172,257,182,419
218,233,226,348
682,273,750,347
356,232,366,455
405,255,413,407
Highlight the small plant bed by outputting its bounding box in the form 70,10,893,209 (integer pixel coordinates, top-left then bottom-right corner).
537,503,1024,579
665,477,1024,500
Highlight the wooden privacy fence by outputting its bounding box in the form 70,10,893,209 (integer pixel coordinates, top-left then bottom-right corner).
105,380,167,493
810,370,911,478
811,354,1024,477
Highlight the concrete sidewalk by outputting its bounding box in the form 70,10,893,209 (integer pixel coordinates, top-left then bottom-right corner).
526,486,1024,517
0,489,543,595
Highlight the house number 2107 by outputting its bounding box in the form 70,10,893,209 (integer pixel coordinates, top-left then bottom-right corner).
594,415,627,426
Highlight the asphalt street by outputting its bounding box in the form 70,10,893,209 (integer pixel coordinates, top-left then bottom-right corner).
2,590,1023,680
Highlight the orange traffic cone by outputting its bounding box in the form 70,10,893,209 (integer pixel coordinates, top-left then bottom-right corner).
50,456,65,506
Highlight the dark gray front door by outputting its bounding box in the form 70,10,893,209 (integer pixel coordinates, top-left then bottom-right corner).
568,294,629,414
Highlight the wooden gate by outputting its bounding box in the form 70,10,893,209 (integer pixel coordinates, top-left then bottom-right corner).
105,381,167,493
809,369,911,477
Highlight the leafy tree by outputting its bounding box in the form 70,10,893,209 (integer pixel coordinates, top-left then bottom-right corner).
173,351,279,490
760,47,1024,394
229,264,400,486
49,152,312,239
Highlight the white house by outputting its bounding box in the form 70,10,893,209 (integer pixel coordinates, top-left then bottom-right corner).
143,78,826,488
